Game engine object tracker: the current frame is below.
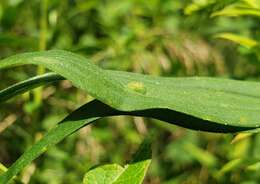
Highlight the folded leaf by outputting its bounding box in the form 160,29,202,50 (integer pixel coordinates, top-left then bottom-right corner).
1,50,260,183
1,50,260,131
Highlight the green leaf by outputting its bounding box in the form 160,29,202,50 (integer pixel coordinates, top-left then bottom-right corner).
0,164,7,175
0,163,22,184
2,73,257,133
243,0,260,9
1,50,260,183
0,100,153,184
211,5,260,17
83,137,152,184
0,72,63,103
83,164,124,184
113,137,152,184
184,0,216,15
1,50,260,131
0,100,107,183
214,33,258,49
184,0,238,15
183,143,218,168
216,157,260,178
215,158,243,178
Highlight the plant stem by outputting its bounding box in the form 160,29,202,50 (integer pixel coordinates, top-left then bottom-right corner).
33,0,48,106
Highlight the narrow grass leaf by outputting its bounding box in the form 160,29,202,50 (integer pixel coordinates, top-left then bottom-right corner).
0,73,63,103
1,50,260,131
211,6,260,17
215,33,258,49
0,100,114,183
1,50,260,183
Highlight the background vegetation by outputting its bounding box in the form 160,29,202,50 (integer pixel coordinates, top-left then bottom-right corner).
0,0,260,183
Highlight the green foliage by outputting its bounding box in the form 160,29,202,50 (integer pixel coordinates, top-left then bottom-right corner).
83,138,152,184
1,50,260,131
214,33,258,49
84,164,124,184
0,73,63,103
0,49,260,183
211,1,260,17
1,0,260,183
0,164,6,175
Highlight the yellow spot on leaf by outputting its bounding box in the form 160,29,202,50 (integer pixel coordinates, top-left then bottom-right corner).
127,81,146,94
239,116,247,124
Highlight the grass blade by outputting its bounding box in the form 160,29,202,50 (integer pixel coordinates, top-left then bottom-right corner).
0,73,63,103
1,50,260,131
0,100,117,183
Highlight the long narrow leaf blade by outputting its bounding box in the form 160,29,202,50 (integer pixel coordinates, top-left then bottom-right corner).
1,50,260,131
215,32,258,49
0,100,116,183
0,73,63,102
0,97,257,183
0,75,254,133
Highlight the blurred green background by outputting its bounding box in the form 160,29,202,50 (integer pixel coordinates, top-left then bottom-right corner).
0,0,260,183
